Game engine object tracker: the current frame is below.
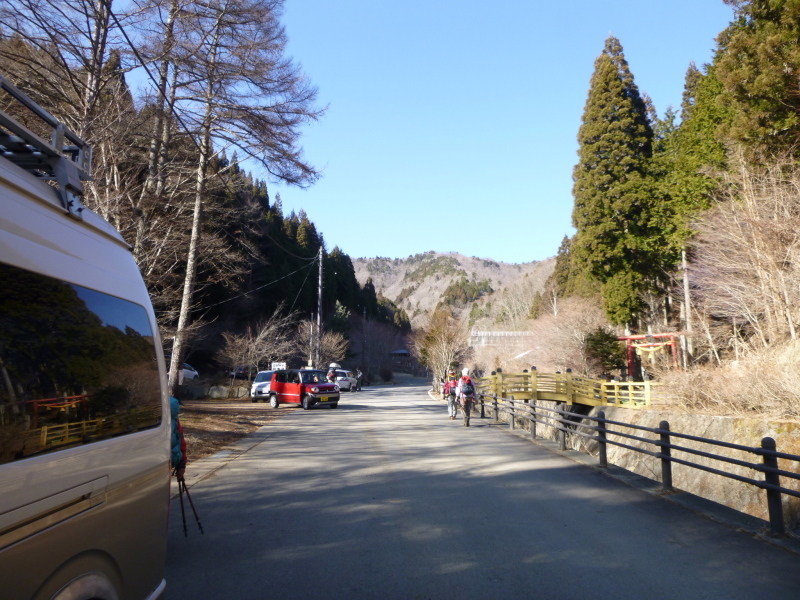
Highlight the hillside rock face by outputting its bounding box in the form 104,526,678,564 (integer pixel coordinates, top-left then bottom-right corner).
354,251,554,324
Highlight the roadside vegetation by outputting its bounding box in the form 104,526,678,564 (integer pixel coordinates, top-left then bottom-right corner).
410,3,800,421
0,0,409,386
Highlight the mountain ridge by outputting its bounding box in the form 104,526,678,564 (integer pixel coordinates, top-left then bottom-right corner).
353,251,555,325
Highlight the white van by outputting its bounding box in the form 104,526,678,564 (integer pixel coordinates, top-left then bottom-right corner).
0,76,169,599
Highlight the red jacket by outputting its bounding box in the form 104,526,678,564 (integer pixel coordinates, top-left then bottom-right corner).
444,379,458,395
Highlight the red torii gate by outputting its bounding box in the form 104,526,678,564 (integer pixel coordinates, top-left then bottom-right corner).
618,333,680,378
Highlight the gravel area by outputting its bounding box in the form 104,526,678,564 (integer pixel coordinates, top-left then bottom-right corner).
177,399,296,460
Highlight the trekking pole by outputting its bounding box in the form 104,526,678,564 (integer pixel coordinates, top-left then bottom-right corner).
177,476,188,537
181,479,205,534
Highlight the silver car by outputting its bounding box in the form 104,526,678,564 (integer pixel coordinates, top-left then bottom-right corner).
251,370,275,403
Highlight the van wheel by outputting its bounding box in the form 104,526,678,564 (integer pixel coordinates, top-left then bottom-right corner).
302,396,311,410
270,395,279,408
252,397,258,403
330,403,338,409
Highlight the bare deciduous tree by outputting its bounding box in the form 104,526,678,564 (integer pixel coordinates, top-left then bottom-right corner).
690,154,800,356
294,320,348,369
167,0,322,394
412,310,471,388
216,308,296,379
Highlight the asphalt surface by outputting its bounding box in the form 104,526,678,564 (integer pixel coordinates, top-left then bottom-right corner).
165,379,800,599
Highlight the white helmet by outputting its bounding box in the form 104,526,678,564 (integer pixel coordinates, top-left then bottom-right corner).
462,368,470,377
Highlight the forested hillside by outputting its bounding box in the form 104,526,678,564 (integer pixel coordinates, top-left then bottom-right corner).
353,252,554,327
0,0,408,386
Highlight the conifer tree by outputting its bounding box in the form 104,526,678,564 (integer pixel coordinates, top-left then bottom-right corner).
716,0,800,155
572,36,656,325
659,63,731,244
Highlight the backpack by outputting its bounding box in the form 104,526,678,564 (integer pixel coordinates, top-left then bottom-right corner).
460,379,475,397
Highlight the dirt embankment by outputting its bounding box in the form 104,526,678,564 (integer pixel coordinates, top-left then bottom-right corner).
177,400,296,460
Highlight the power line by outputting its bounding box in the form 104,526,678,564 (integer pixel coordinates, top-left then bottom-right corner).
197,259,317,311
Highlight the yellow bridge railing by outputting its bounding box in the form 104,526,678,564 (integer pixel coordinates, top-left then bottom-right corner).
475,370,656,408
16,408,162,458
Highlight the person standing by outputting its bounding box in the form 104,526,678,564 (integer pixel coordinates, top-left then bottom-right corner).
355,368,363,391
170,396,187,481
443,371,459,419
456,368,477,427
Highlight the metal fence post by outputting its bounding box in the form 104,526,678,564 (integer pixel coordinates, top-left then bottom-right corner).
597,411,607,468
565,368,573,404
660,420,673,492
494,369,501,422
531,401,537,440
762,437,785,535
509,396,515,430
557,402,566,451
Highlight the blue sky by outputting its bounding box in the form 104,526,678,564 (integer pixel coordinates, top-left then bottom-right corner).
270,1,735,264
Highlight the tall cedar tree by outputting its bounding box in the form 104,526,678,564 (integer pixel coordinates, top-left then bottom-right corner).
716,0,800,156
655,63,731,248
572,36,656,326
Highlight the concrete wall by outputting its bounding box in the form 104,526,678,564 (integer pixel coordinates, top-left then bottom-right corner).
493,400,800,529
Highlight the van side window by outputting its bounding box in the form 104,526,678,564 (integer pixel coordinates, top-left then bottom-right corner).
0,262,162,465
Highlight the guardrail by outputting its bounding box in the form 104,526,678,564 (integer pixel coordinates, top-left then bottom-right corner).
475,368,656,408
474,392,800,535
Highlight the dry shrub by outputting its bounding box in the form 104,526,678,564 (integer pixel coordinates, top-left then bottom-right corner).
660,341,800,420
691,155,800,352
471,297,607,376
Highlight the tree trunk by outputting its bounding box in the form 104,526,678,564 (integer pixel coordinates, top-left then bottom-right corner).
681,249,694,363
167,99,212,396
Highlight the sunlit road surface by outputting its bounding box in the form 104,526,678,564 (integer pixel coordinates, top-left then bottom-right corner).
166,379,800,600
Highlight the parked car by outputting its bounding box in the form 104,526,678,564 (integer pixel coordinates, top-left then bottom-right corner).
251,370,275,402
182,364,199,381
268,369,340,409
334,369,358,391
165,357,199,382
230,366,252,379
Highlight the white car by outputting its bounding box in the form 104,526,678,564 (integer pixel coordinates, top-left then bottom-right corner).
165,356,199,381
182,364,199,381
251,370,275,402
334,369,357,391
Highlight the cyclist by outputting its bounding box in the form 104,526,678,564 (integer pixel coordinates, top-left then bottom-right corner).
443,370,459,420
456,368,477,427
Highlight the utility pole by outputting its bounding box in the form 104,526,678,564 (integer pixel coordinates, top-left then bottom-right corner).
316,247,323,368
681,248,694,368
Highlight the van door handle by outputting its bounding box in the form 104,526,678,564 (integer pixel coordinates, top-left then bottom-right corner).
0,476,107,549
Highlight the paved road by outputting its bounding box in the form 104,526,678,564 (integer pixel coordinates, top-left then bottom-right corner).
166,380,800,599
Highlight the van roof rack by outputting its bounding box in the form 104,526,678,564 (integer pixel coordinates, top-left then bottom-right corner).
0,73,92,219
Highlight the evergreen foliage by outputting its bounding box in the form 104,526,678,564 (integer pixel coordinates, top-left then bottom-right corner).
716,0,800,155
437,277,493,309
583,327,627,373
571,36,660,325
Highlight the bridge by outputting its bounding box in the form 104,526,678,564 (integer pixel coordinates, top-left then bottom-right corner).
476,368,657,407
165,378,800,599
470,330,535,347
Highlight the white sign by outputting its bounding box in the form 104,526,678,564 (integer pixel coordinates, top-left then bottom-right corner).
271,362,287,371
